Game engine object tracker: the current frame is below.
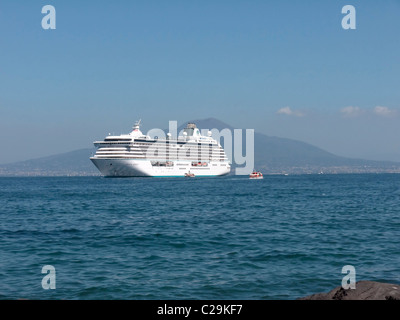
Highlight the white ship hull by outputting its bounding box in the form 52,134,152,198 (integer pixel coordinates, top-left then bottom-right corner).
90,158,230,177
91,120,231,177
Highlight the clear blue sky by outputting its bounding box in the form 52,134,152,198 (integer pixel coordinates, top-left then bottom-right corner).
1,0,399,163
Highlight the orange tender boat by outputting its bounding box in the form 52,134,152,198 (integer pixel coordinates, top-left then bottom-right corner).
249,171,263,179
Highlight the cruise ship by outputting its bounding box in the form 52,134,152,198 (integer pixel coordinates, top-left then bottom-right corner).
90,121,231,177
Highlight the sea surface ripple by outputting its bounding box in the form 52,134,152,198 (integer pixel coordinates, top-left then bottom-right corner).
0,174,399,299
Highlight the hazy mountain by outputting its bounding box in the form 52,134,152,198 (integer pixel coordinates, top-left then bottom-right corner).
1,118,399,176
182,118,400,174
0,148,99,176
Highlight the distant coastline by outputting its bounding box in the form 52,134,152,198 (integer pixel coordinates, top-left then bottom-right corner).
1,171,400,177
1,118,400,177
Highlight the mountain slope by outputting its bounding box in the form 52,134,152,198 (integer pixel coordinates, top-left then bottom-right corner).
0,118,399,176
182,118,400,173
0,148,98,176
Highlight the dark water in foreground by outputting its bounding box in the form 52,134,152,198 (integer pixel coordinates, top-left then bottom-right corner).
0,174,399,300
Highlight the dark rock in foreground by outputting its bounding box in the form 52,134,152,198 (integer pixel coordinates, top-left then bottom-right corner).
300,281,400,300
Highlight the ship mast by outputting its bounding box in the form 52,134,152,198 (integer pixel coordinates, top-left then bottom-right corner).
133,119,142,131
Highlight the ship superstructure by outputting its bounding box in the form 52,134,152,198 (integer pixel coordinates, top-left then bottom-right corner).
90,121,231,177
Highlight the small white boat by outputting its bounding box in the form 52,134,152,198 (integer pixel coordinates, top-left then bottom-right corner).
185,171,195,178
249,171,263,179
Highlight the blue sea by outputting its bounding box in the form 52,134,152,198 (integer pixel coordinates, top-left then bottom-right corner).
0,174,399,300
